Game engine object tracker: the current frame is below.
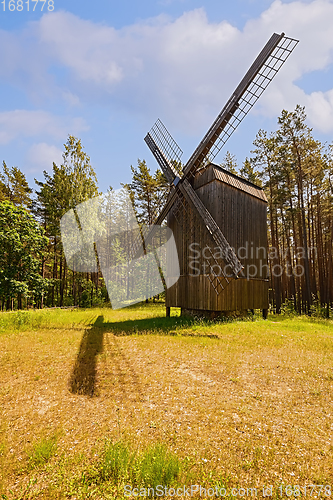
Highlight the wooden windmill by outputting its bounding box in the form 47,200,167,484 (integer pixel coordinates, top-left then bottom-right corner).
140,33,298,318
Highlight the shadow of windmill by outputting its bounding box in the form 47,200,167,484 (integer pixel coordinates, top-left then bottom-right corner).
69,315,104,397
69,312,221,398
69,314,147,401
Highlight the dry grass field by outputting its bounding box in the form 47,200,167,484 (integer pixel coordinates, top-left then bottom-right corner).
0,304,332,499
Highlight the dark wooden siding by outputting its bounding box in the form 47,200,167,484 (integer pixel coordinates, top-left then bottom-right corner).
166,276,268,310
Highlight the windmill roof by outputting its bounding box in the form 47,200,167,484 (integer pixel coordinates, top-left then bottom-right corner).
194,163,267,202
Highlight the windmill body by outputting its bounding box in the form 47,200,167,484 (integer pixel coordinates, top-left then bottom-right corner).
167,163,268,317
141,32,299,318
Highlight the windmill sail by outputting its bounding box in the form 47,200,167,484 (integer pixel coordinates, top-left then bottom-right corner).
183,33,299,178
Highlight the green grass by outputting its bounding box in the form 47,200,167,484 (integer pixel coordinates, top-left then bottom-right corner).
81,439,182,489
0,303,332,498
28,435,58,469
134,443,181,489
99,439,135,483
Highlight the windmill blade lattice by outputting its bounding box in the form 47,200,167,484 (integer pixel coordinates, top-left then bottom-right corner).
145,119,183,181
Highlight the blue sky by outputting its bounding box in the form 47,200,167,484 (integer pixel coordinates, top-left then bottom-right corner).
1,0,333,191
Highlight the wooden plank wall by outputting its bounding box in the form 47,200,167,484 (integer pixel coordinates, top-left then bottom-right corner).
166,164,269,311
166,277,269,310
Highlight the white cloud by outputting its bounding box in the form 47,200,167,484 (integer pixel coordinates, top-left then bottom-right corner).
26,142,63,173
38,12,124,87
244,0,333,132
306,88,333,132
2,1,333,134
37,2,333,133
62,90,81,107
0,110,88,145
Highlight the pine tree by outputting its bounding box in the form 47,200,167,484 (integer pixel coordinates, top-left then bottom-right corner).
249,106,333,315
125,159,169,303
126,159,169,226
240,158,262,186
220,151,238,174
277,106,313,314
34,136,100,307
0,161,32,208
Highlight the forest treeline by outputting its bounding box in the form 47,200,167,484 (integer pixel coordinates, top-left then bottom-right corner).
0,106,332,315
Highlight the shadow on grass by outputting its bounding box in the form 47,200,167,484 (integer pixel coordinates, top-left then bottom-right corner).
69,315,104,397
99,316,195,336
94,314,222,338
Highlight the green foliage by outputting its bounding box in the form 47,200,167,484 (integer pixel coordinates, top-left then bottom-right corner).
34,135,99,237
13,310,30,327
1,137,103,311
63,135,99,206
0,201,50,308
